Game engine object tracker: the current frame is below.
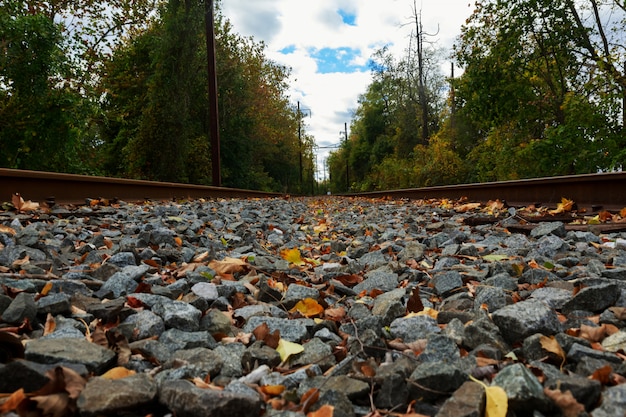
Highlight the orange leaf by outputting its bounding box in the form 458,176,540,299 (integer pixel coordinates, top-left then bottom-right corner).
174,237,182,246
0,224,16,236
0,388,26,413
299,388,320,413
307,404,334,417
43,313,56,336
40,281,53,296
290,298,324,318
260,385,286,396
620,207,626,218
101,367,136,379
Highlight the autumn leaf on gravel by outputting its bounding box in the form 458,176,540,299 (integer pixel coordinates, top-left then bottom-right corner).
307,404,334,417
280,248,305,266
0,388,26,413
12,193,39,212
290,298,324,318
589,365,613,384
406,286,424,313
539,335,566,366
259,385,286,397
543,387,585,417
101,367,136,379
209,257,248,277
0,224,16,236
456,202,481,213
253,322,280,349
334,274,362,287
580,323,608,343
469,376,508,417
324,306,346,322
276,338,304,362
549,197,574,214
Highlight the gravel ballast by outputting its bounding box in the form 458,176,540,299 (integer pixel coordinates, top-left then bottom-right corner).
1,196,626,416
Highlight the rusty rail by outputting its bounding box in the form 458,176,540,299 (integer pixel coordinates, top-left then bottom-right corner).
346,172,626,211
0,168,282,204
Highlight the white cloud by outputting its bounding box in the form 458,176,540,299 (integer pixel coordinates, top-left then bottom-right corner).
220,0,474,179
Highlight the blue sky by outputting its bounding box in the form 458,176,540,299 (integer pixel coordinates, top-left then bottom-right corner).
221,1,474,179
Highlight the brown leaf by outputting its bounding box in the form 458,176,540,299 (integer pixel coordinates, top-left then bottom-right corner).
334,274,362,287
0,224,17,236
298,388,320,413
107,329,131,365
209,257,248,277
539,335,566,365
543,387,585,417
12,193,39,212
589,365,613,384
31,392,70,417
580,324,607,343
609,306,626,320
406,286,424,313
324,306,346,322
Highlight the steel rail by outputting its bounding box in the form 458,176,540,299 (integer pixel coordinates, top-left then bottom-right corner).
346,171,626,211
1,169,625,211
0,168,282,204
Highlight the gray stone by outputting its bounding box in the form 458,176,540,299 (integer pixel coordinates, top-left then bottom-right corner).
36,293,72,315
107,251,137,267
242,341,282,371
289,337,336,371
437,381,485,417
432,270,464,297
592,384,626,417
491,299,561,344
474,286,508,312
158,328,217,351
25,338,116,373
159,379,262,417
601,330,626,352
95,271,138,298
213,343,245,378
528,287,573,309
166,347,223,379
463,315,510,353
244,316,310,343
120,309,165,341
372,288,406,325
282,284,320,309
567,342,622,364
561,282,620,314
398,241,426,261
312,389,355,417
77,373,157,417
353,266,399,293
2,292,37,325
408,361,467,401
152,300,202,331
419,334,460,363
390,315,440,342
0,360,51,393
191,282,219,301
530,222,566,238
492,363,549,413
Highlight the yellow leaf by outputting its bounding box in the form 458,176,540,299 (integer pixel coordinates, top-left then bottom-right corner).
485,385,508,417
101,367,136,379
290,298,324,318
276,338,304,362
549,197,574,214
280,248,304,266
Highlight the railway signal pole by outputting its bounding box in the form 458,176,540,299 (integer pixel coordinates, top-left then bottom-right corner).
205,0,221,186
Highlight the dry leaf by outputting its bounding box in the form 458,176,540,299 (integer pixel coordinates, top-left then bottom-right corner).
539,335,566,365
543,387,585,417
307,404,334,417
290,298,324,318
43,313,56,336
40,281,53,296
334,274,362,287
456,202,481,213
276,339,304,362
0,225,16,236
259,385,286,396
298,388,320,413
31,393,70,417
324,306,346,322
208,257,248,277
589,365,613,384
406,286,424,313
101,366,136,379
485,385,508,417
580,324,607,343
549,197,574,214
0,388,26,413
280,248,305,266
12,193,39,212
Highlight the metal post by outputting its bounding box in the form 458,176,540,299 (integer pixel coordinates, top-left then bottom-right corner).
205,0,221,186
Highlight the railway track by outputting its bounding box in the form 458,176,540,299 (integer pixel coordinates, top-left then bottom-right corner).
1,168,625,212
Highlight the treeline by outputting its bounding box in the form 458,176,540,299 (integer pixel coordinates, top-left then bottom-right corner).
328,0,626,192
0,0,315,192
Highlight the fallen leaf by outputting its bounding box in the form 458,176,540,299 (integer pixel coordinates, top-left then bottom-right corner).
580,324,607,343
549,197,574,214
298,388,320,413
456,202,482,212
260,385,286,396
208,257,248,277
406,286,424,313
0,388,26,413
543,387,585,417
324,306,346,322
539,335,566,365
0,225,16,236
307,404,334,417
485,385,508,417
589,365,613,384
12,193,39,212
43,313,56,336
290,298,324,318
101,367,136,379
280,248,305,266
276,338,304,362
334,274,362,287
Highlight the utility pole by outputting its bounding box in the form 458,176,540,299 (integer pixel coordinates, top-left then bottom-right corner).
205,0,221,186
296,101,311,190
344,122,349,191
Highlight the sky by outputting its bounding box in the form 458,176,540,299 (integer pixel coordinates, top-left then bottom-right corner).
220,0,475,180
